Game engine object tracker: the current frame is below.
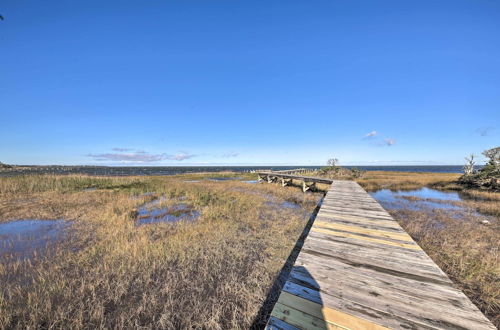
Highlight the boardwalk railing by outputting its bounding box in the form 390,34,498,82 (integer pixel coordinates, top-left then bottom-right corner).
260,176,496,329
256,171,332,192
271,168,313,175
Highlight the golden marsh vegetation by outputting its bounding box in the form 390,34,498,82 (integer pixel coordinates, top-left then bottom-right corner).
0,171,498,327
0,174,322,329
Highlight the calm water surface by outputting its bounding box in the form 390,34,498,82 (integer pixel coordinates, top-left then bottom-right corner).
1,165,472,177
0,219,71,260
369,187,467,212
136,198,200,225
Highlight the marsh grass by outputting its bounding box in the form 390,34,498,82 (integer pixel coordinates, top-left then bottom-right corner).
2,171,498,328
0,174,322,329
353,171,462,191
304,169,462,191
354,170,500,216
459,190,500,217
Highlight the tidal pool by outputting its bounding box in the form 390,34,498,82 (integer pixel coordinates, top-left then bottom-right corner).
281,201,301,209
265,200,303,211
208,177,243,181
369,188,462,210
136,198,199,225
0,219,71,260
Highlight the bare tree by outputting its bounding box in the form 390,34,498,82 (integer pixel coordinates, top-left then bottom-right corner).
327,158,338,167
463,154,475,175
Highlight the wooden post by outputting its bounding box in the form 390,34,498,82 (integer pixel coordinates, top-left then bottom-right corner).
302,181,309,193
310,182,316,191
281,178,290,187
302,181,316,193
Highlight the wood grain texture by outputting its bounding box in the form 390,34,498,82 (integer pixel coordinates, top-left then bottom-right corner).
266,180,495,330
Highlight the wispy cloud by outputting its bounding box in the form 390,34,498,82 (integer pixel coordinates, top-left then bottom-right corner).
87,150,197,162
363,131,378,138
382,138,396,146
112,147,133,152
362,131,397,147
87,152,165,162
164,152,196,161
475,126,495,137
220,151,239,158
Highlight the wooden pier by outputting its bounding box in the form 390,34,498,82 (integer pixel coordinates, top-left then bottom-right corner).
271,169,314,175
257,171,332,192
263,177,495,329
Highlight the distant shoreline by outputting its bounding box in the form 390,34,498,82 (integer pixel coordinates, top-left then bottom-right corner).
0,165,475,177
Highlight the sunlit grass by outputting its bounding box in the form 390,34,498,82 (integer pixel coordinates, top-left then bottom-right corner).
0,174,322,329
301,169,461,191
354,170,462,191
1,171,498,328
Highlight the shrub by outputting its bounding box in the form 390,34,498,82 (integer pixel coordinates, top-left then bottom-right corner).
0,161,12,169
319,159,365,179
460,147,499,190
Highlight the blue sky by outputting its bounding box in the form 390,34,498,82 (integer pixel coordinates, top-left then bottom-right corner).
1,1,499,166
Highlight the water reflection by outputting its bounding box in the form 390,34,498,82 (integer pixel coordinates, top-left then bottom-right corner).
208,177,243,181
0,219,71,260
135,198,199,225
370,188,461,210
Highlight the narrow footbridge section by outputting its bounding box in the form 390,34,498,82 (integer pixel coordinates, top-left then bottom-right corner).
257,171,333,192
266,179,495,329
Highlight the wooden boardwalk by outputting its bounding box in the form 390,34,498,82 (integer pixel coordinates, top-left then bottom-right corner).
256,171,333,192
266,180,495,330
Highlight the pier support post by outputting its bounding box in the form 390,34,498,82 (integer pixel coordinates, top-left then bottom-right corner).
302,181,316,193
281,178,292,187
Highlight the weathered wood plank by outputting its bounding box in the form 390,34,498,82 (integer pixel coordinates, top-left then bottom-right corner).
303,231,448,276
289,256,470,305
287,267,489,325
277,291,389,330
312,221,413,242
303,232,439,268
310,227,420,250
280,281,435,329
267,316,301,330
271,302,331,330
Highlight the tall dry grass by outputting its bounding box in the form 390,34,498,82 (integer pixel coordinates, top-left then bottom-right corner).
459,189,500,217
305,169,461,191
355,171,461,191
0,174,322,329
2,171,498,327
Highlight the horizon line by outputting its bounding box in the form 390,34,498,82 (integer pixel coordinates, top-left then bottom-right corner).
5,163,468,167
